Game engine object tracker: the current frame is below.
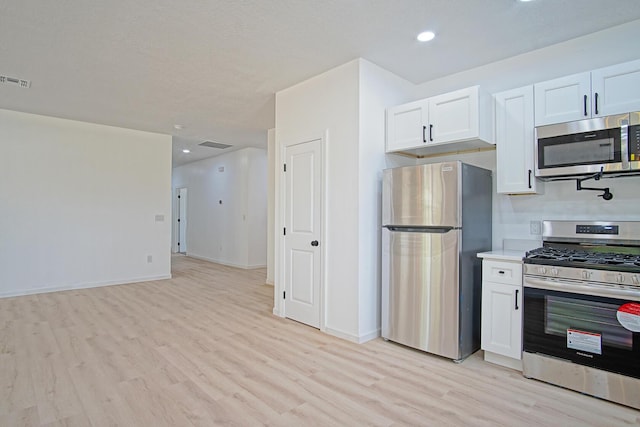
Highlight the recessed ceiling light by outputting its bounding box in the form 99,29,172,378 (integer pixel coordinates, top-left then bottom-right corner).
174,124,185,130
417,31,435,42
182,149,190,153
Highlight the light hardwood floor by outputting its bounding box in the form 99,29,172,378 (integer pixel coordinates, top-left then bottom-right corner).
1,255,639,426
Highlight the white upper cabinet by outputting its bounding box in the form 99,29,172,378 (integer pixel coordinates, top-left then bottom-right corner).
534,72,591,126
386,86,493,154
495,85,540,194
386,99,429,152
591,59,640,117
428,86,480,144
535,59,640,126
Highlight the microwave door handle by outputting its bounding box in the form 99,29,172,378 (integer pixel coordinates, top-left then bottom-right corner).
621,121,629,170
583,94,588,116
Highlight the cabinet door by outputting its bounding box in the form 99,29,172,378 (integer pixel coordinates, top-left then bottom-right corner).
591,59,640,117
481,281,522,360
386,99,429,152
534,72,591,126
428,86,479,144
495,86,538,194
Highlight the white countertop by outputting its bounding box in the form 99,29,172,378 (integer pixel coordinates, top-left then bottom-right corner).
477,249,527,262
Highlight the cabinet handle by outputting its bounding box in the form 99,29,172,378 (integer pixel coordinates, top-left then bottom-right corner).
515,289,519,310
594,92,599,115
583,94,588,116
429,124,433,142
422,125,427,143
528,170,532,189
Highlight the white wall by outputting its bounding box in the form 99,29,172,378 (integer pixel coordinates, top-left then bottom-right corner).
172,147,267,269
275,60,361,339
0,109,172,297
247,148,268,268
407,19,640,249
358,59,415,339
275,59,414,342
414,20,640,100
266,128,275,285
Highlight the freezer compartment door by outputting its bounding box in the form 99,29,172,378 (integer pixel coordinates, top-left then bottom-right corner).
381,228,460,359
382,162,460,227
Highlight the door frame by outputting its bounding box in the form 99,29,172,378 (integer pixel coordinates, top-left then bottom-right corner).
174,187,188,253
274,130,327,332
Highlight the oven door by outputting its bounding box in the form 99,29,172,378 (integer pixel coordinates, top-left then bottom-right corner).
523,276,640,379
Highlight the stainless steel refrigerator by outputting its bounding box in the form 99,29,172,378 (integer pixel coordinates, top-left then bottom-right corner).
381,161,492,361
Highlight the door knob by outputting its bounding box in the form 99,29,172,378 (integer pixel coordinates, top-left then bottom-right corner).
311,240,319,247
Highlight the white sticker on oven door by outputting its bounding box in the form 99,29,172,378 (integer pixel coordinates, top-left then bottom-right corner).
567,329,602,355
617,302,640,332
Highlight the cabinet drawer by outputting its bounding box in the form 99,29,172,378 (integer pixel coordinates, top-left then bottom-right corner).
482,260,522,285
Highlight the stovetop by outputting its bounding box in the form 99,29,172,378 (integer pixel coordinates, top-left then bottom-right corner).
524,246,640,273
522,220,640,274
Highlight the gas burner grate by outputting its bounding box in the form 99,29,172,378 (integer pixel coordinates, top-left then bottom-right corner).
525,246,640,272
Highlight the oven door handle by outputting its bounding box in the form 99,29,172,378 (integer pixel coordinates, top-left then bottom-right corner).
524,276,640,301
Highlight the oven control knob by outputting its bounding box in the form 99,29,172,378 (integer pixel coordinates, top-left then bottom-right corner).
581,271,591,279
551,268,559,276
633,275,639,285
538,267,547,274
616,274,625,283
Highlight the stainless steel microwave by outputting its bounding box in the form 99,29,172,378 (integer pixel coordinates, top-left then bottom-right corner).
535,112,640,180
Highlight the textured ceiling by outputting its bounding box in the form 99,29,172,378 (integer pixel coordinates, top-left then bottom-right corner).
2,0,640,166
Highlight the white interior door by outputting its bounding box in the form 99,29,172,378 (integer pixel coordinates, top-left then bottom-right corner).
284,138,322,328
177,188,187,253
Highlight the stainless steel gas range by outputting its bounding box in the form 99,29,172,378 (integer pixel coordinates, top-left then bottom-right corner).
522,220,640,409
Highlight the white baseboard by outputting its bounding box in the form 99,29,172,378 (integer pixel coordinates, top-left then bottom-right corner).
186,253,266,270
484,351,523,371
323,326,381,344
0,274,172,299
357,328,381,343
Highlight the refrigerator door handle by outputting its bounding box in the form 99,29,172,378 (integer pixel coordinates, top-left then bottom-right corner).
384,226,457,233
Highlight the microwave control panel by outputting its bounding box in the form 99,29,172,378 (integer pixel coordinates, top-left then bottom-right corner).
630,124,640,161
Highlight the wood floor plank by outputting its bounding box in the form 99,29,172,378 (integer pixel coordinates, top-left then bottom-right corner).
67,358,139,427
39,413,93,427
0,254,638,426
29,353,85,425
117,376,197,427
0,354,37,415
0,319,15,356
155,343,244,400
3,405,41,427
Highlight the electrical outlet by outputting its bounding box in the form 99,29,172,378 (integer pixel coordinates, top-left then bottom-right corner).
147,255,153,263
530,221,542,235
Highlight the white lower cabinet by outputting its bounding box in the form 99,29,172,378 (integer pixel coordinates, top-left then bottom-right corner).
480,258,523,370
